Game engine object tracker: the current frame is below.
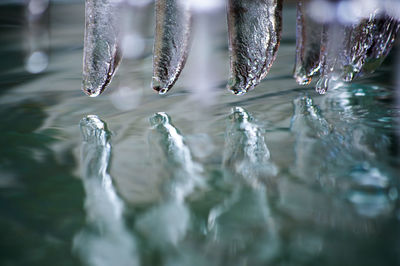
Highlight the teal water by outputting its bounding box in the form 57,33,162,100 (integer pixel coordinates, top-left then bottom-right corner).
0,2,400,266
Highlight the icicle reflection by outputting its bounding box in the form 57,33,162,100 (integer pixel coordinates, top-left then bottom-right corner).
222,107,278,184
74,115,138,266
207,107,279,263
135,112,203,247
290,93,395,218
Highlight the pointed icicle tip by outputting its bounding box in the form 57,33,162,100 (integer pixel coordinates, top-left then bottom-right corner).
82,86,102,97
295,75,312,85
152,77,170,95
227,77,249,95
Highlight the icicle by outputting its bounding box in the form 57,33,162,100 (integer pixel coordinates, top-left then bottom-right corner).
227,0,282,94
293,0,322,85
82,0,122,97
152,0,192,94
361,15,400,76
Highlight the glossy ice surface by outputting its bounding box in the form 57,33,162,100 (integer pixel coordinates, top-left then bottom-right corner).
152,0,191,94
0,2,399,266
82,0,121,97
227,0,282,94
294,0,322,85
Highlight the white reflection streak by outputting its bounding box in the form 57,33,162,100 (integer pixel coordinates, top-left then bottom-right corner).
24,0,50,74
187,0,224,12
183,0,224,105
135,112,203,247
74,115,138,266
119,1,151,59
186,15,217,105
27,0,49,16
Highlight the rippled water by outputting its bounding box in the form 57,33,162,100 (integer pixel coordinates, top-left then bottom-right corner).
1,2,400,266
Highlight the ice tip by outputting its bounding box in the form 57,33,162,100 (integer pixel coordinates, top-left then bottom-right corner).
295,75,312,85
227,82,247,95
229,87,246,95
152,77,170,95
293,66,313,85
155,87,169,95
82,86,102,97
227,77,257,95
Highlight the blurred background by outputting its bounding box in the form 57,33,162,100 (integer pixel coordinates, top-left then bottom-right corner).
0,0,399,266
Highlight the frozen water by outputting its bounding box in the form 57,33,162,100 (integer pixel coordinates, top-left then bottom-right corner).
227,0,282,94
82,0,122,97
152,0,192,94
